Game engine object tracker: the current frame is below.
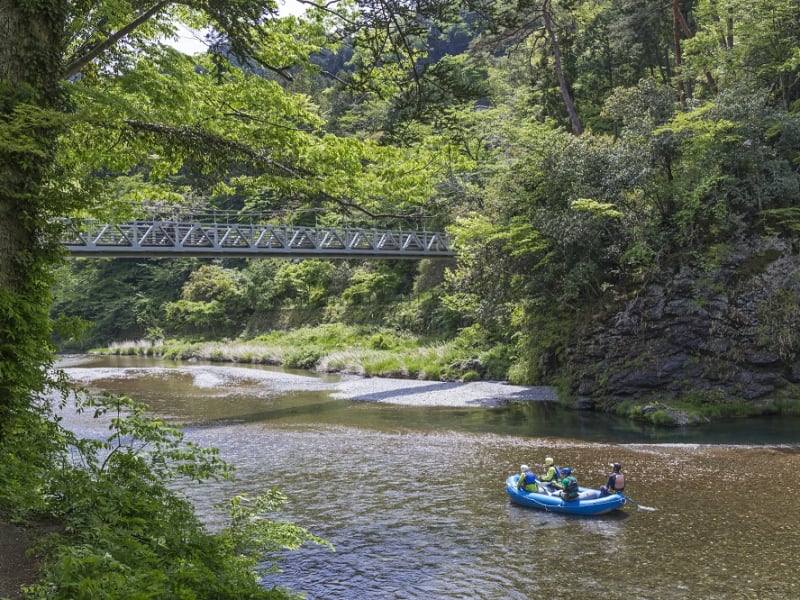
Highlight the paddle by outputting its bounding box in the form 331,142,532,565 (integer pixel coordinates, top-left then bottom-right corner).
621,494,640,508
621,494,656,511
540,485,555,496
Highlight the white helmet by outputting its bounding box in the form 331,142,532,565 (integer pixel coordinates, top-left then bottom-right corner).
520,464,530,472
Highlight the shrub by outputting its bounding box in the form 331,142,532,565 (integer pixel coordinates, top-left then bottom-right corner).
648,409,678,427
478,345,513,380
462,370,481,382
284,346,323,369
361,353,405,377
366,333,392,350
422,363,443,380
26,393,329,600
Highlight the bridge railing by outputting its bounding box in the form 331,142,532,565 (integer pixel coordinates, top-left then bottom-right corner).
59,218,455,259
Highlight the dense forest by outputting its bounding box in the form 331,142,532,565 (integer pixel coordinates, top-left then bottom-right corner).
49,0,800,423
1,1,799,596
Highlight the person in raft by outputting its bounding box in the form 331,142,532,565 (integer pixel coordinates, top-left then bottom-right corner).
554,467,580,501
517,464,539,492
539,457,560,486
600,462,625,496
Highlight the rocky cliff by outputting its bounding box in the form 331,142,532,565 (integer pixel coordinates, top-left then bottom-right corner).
566,237,800,423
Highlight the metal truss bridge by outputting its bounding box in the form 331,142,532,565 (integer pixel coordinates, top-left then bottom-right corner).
60,218,455,260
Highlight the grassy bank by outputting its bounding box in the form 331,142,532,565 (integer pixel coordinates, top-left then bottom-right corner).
96,323,503,382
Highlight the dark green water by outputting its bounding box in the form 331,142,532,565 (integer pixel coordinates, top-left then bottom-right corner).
57,355,800,599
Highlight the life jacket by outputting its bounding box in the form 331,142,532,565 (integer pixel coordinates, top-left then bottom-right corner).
519,472,538,490
610,472,625,491
562,476,579,500
553,465,563,478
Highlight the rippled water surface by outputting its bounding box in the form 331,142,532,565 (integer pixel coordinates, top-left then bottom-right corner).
58,355,800,599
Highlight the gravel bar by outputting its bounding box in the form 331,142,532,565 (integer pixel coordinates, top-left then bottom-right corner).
331,377,559,407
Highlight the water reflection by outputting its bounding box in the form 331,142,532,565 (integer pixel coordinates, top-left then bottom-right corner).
57,355,800,599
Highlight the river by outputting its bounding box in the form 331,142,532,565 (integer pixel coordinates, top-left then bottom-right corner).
57,355,800,599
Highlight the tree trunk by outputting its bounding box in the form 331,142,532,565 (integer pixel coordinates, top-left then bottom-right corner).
0,0,66,286
0,0,68,434
541,0,583,135
672,0,685,107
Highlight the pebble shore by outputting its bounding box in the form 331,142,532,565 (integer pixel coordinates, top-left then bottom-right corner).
331,376,559,407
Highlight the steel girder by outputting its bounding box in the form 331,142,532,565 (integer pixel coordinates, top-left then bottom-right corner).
59,219,455,259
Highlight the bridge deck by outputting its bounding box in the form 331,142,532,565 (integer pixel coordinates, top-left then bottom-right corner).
60,219,455,259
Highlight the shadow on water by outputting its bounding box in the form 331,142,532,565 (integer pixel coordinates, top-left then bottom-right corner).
154,394,800,445
182,391,800,446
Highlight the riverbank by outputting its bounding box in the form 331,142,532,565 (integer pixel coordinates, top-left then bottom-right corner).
330,376,558,407
61,355,560,408
93,324,516,384
89,327,800,424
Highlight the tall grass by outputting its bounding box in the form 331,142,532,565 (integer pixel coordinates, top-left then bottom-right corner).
95,325,478,382
106,339,164,356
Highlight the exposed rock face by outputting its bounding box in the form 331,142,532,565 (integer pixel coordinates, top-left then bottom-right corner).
565,238,800,411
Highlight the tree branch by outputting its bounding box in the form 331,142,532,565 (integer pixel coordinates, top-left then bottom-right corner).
121,119,420,220
124,118,304,177
294,0,359,27
62,1,173,80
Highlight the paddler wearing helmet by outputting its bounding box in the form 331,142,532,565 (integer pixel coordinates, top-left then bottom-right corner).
539,456,560,483
517,464,539,492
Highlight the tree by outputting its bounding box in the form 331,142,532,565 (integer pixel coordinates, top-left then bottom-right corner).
1,0,446,437
541,0,583,134
465,0,585,134
603,0,674,86
684,0,800,108
51,259,197,348
272,259,336,307
165,264,248,337
0,0,70,444
2,3,357,593
1,0,297,442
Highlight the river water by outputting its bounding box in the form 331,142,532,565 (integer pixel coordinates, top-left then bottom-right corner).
57,355,800,600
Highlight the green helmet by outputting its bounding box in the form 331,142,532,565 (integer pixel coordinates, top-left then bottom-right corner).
545,457,554,466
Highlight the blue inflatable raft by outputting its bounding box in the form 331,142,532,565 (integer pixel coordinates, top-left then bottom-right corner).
506,474,627,516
